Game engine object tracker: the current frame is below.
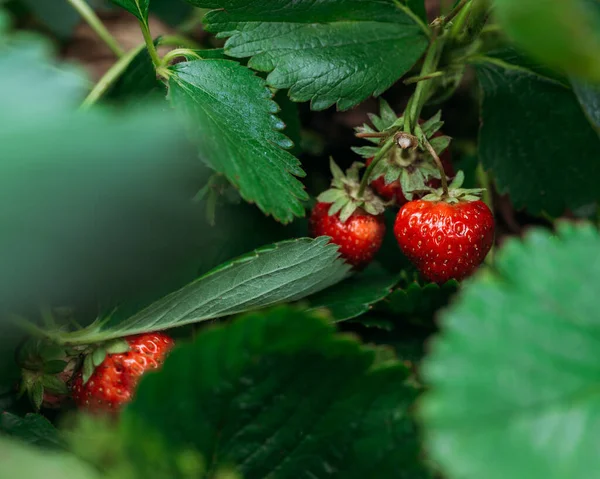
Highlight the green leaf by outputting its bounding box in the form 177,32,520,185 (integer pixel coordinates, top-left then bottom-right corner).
192,0,429,110
305,264,399,321
572,78,600,134
494,0,600,82
62,238,350,343
122,307,429,478
0,413,64,449
274,89,302,156
380,280,458,326
42,360,67,375
420,223,600,479
0,436,100,479
474,58,600,215
111,0,149,23
169,59,307,223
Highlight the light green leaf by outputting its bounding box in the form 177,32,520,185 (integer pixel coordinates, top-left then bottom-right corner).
0,413,64,449
110,0,149,23
494,0,600,82
474,57,600,215
60,238,350,343
304,264,398,321
420,223,600,479
190,0,429,110
0,437,100,479
169,59,307,223
123,307,429,478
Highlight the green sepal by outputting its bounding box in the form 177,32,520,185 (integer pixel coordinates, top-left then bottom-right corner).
428,135,451,156
38,343,65,362
92,347,107,368
421,170,486,204
351,146,379,158
339,201,359,223
420,110,444,138
30,382,44,411
41,375,68,394
328,197,349,216
42,360,68,375
82,354,94,385
317,189,346,203
368,99,397,131
105,339,131,355
330,158,345,183
384,165,402,185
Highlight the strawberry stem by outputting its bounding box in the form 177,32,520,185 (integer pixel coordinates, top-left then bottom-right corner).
357,136,396,198
423,136,449,198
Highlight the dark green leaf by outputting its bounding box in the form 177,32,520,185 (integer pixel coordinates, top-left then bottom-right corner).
169,59,307,223
420,223,600,479
102,43,164,104
0,412,63,449
494,0,600,82
572,78,600,133
111,0,149,23
474,58,600,215
60,238,350,343
274,89,302,156
305,264,398,321
192,0,429,110
123,307,429,478
380,280,459,326
407,0,427,22
42,360,68,375
0,436,100,479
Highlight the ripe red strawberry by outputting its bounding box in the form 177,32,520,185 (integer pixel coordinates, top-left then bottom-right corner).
367,151,454,205
394,199,494,283
310,202,385,269
72,332,174,413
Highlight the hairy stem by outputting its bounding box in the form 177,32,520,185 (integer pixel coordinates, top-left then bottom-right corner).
139,19,161,68
80,45,145,109
357,137,396,197
65,0,124,58
423,136,448,197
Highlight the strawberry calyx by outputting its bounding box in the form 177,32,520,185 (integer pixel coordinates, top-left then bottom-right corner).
419,171,485,204
16,337,75,410
78,338,131,385
317,158,386,223
353,102,452,201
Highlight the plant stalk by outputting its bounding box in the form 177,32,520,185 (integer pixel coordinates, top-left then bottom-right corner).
422,137,449,197
357,137,396,197
139,19,161,69
65,0,124,58
80,45,145,109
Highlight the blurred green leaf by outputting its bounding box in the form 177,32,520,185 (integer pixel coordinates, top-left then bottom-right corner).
59,238,351,343
494,0,600,82
0,413,64,449
407,0,427,22
169,59,308,223
0,436,99,479
123,307,430,478
474,57,600,215
305,264,398,321
421,223,600,479
189,0,429,110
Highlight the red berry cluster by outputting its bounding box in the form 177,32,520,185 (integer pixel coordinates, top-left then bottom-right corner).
310,124,494,283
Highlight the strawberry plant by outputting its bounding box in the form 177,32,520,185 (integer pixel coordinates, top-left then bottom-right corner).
0,0,599,478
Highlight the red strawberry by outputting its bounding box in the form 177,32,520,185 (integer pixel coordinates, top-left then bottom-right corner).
367,151,454,205
394,199,494,283
310,202,385,269
72,332,174,413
